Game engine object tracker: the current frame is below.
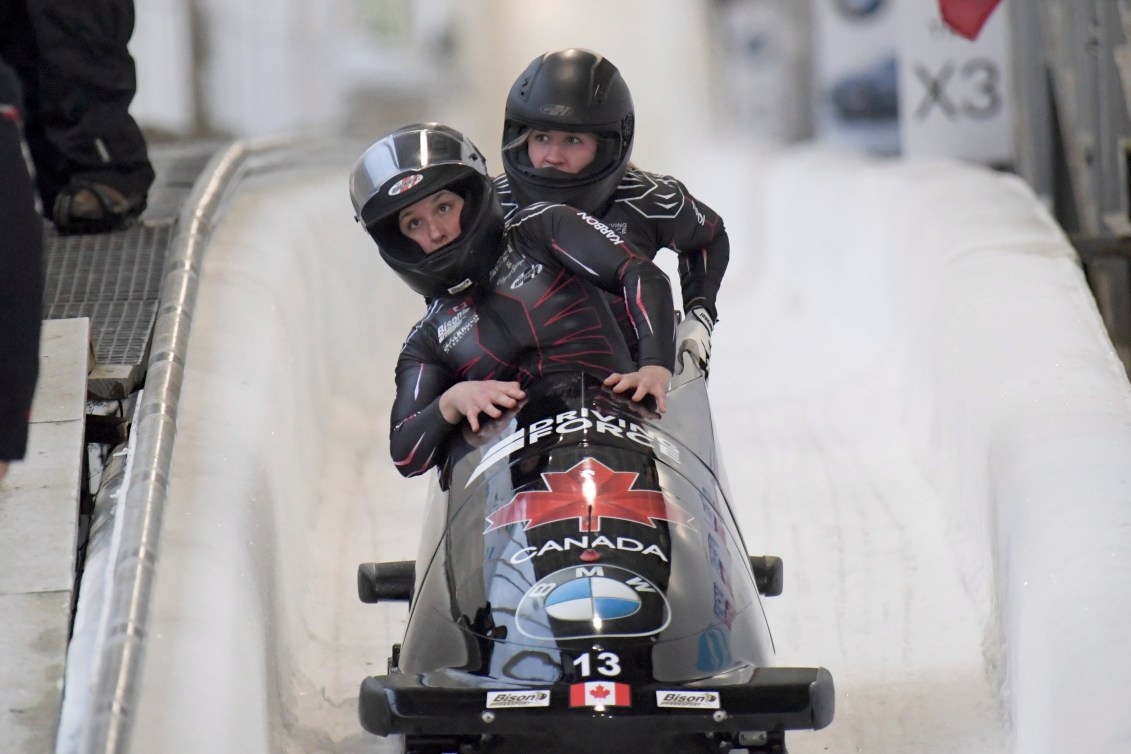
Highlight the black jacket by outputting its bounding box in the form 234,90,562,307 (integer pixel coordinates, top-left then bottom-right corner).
389,202,675,477
496,166,729,347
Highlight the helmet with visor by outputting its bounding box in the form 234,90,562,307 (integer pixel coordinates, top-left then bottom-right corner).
350,123,505,298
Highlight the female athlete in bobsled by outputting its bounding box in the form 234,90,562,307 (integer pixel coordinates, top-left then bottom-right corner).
499,48,727,377
348,125,833,754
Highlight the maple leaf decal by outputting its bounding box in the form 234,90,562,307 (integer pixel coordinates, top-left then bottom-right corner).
484,458,693,533
590,684,610,700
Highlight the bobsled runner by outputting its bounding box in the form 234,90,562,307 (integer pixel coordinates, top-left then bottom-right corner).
357,362,834,753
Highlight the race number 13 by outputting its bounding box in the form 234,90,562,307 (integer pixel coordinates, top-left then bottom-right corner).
572,651,621,677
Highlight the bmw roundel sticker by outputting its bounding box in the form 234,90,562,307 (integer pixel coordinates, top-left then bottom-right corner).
545,574,640,621
388,173,423,196
516,565,670,640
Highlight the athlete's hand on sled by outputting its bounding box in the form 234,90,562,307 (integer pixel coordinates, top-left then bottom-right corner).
604,365,672,413
462,401,525,446
675,306,714,378
440,380,526,432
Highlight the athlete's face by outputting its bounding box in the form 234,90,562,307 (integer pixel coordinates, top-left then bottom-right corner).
527,129,598,174
398,190,464,254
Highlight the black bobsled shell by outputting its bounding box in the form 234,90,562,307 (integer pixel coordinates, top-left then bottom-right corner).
396,373,775,685
359,371,835,752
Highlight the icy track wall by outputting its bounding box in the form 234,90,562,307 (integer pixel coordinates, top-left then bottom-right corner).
128,154,430,754
735,148,1131,752
121,143,1131,754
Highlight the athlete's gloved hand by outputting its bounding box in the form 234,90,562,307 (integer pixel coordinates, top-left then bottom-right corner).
675,306,714,377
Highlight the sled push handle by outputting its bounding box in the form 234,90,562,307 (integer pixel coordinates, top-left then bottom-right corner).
358,560,415,603
749,555,784,597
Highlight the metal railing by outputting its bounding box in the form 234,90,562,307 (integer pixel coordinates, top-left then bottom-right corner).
70,137,340,754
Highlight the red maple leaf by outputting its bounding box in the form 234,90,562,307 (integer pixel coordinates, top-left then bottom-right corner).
484,458,693,533
590,684,610,700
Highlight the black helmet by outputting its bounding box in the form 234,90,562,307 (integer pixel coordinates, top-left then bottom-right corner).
349,123,505,299
502,48,634,214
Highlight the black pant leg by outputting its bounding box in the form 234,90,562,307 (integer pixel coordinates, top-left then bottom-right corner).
24,0,154,207
0,71,44,462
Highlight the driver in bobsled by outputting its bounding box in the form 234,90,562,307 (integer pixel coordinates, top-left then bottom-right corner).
499,48,729,376
349,123,677,478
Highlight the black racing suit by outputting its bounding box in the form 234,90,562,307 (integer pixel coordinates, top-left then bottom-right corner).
495,166,729,354
390,202,675,478
0,71,44,463
0,0,154,209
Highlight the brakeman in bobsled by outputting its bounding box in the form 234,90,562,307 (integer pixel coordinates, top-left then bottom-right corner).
498,48,726,377
348,123,833,753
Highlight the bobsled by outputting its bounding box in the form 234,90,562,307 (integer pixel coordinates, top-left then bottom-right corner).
357,362,834,753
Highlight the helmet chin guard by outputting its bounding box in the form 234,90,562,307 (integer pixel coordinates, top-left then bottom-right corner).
350,123,505,299
502,48,634,215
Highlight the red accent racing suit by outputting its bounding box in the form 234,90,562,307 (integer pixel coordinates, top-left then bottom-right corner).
390,202,675,477
495,166,729,353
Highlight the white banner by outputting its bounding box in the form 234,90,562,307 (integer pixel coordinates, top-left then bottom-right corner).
895,0,1013,164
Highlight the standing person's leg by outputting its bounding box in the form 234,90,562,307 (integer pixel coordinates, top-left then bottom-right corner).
0,61,45,479
0,0,41,199
26,0,154,233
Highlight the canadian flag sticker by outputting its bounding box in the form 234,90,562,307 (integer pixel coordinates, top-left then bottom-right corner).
569,681,631,708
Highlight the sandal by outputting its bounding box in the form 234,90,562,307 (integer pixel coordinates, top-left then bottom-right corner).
52,179,146,235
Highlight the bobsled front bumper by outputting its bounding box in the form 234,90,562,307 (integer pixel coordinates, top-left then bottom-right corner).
359,666,834,741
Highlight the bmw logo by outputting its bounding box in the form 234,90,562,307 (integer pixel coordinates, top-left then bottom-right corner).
516,565,670,640
544,575,641,621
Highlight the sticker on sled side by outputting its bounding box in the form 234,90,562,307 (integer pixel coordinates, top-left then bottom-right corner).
485,689,551,709
570,681,631,708
655,690,720,709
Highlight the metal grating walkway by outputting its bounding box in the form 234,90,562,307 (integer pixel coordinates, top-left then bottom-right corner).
40,143,222,399
43,224,174,364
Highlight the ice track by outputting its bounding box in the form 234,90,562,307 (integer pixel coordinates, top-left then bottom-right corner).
113,142,1131,753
